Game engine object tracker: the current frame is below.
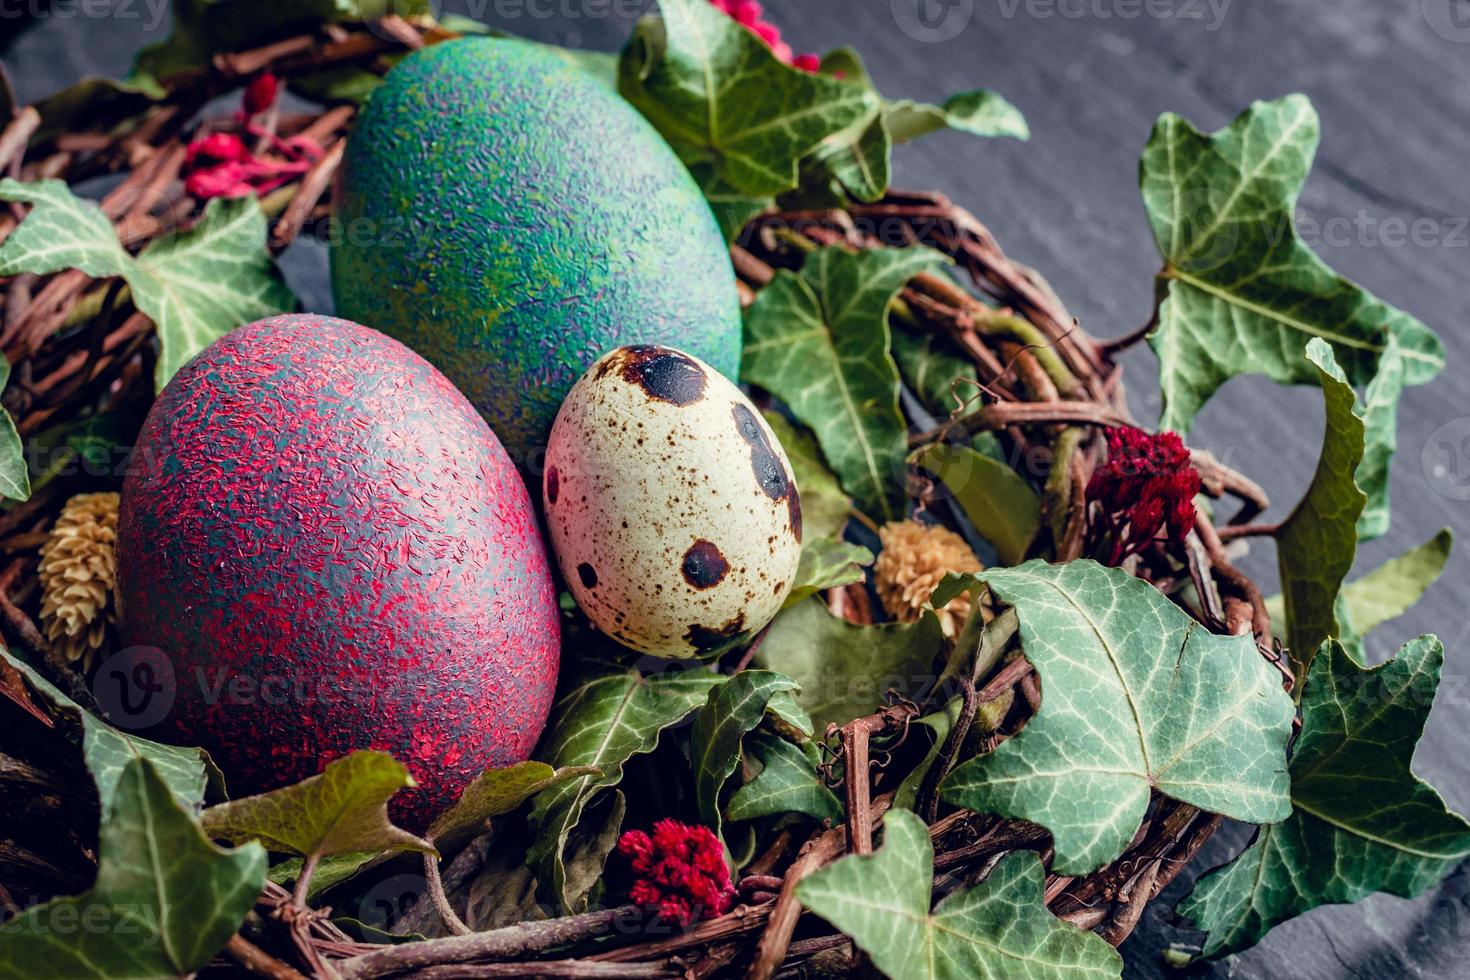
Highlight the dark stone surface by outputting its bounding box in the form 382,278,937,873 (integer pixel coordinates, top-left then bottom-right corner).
3,1,1467,975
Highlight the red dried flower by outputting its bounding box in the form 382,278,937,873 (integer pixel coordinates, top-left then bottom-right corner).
1085,426,1201,566
242,72,279,117
708,0,819,72
617,819,736,927
182,127,321,202
185,132,250,169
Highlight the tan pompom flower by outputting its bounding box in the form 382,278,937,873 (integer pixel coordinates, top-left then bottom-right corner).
39,491,120,670
874,520,989,638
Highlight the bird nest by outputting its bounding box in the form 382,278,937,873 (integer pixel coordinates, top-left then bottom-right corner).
0,17,1284,979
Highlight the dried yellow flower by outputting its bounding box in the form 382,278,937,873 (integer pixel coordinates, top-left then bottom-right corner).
873,520,988,638
39,491,120,671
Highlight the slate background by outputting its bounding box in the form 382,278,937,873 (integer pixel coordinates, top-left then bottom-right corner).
2,1,1467,976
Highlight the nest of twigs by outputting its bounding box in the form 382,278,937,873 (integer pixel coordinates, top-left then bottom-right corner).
0,17,1286,979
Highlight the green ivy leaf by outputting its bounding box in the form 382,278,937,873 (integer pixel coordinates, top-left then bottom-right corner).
915,442,1040,566
692,670,801,841
0,758,266,979
0,362,31,502
1139,95,1444,434
797,809,1121,980
428,762,601,852
938,560,1294,875
1353,334,1405,540
619,0,875,198
527,662,725,911
762,411,850,539
32,76,165,143
0,181,296,391
1266,528,1452,663
885,90,1030,143
891,328,979,418
201,751,433,860
893,698,960,811
1177,637,1470,959
726,731,842,824
1340,529,1453,640
742,246,946,521
1,646,210,815
1275,339,1367,686
267,851,379,902
794,49,1025,206
753,599,944,734
785,538,873,608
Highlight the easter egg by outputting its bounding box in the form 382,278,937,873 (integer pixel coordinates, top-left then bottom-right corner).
330,38,742,471
543,346,802,658
115,314,561,829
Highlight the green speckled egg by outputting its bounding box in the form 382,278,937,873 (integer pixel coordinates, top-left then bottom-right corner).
330,38,742,469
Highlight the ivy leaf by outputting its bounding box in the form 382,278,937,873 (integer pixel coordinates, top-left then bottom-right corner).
692,670,801,840
0,180,296,391
527,662,725,911
894,699,961,811
785,538,873,608
938,560,1294,874
1177,636,1470,959
0,758,266,979
1354,334,1405,540
753,599,944,734
891,327,978,418
689,165,773,241
1,646,210,815
885,90,1030,143
0,362,30,502
742,246,947,521
1140,95,1444,434
1340,529,1452,641
762,411,850,539
130,196,298,387
268,851,379,902
1275,339,1367,687
200,751,433,860
618,0,875,197
915,442,1040,566
428,761,601,852
32,76,164,143
1266,528,1452,662
727,731,842,824
797,809,1121,980
794,49,1025,206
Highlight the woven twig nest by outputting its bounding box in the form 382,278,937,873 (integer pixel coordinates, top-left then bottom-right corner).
0,18,1291,979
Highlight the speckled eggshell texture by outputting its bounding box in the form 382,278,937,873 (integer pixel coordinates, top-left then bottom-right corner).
115,314,561,830
330,38,742,471
544,346,802,658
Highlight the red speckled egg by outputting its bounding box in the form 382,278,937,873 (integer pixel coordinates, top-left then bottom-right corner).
115,314,560,829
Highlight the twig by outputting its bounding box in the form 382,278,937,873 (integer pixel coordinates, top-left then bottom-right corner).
423,850,472,937
335,905,643,979
225,934,311,980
